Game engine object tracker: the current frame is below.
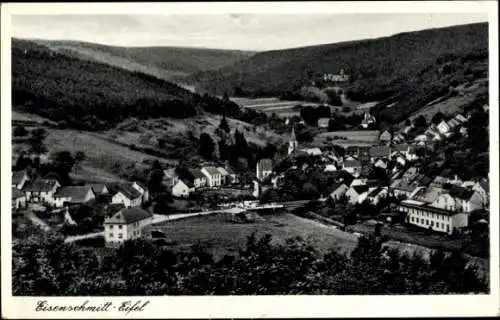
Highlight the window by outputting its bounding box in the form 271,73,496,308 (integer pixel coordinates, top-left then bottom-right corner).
118,225,123,230
436,222,440,228
446,225,450,233
411,217,414,222
109,225,114,230
109,233,114,238
416,218,419,223
118,233,123,239
430,221,434,227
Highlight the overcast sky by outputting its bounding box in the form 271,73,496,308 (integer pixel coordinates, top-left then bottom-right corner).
12,14,488,51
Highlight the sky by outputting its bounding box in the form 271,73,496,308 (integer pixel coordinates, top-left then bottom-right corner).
11,13,488,51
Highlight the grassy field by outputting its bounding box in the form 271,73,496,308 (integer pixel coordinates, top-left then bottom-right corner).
152,212,359,259
313,130,380,147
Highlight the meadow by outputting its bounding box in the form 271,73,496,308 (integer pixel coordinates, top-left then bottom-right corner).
313,130,380,147
151,211,359,259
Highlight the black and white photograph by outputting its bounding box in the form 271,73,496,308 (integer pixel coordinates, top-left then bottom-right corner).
1,2,499,318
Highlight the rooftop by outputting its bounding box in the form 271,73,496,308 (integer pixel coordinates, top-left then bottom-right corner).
203,166,223,176
257,158,273,172
25,178,59,192
12,187,25,199
54,186,94,203
12,170,28,185
105,207,153,225
115,184,141,200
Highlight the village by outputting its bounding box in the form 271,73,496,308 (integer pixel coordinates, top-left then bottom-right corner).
11,99,490,253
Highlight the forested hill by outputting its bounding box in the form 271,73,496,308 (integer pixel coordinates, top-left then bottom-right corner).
31,39,256,81
12,39,203,130
183,22,488,100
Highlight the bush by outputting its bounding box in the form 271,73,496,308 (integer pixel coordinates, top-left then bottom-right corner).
13,126,28,137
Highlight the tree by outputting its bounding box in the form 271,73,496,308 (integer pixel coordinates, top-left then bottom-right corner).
404,119,412,127
199,133,215,160
413,115,427,128
51,151,75,183
28,128,48,154
74,151,86,175
431,112,445,124
13,126,29,137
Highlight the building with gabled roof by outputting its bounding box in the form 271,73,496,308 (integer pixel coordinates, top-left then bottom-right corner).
12,187,27,210
90,183,109,196
53,185,96,208
111,184,142,207
379,130,392,143
25,178,61,204
473,179,489,206
346,184,370,203
172,178,195,197
104,207,153,247
12,169,30,190
326,182,349,200
256,158,273,181
201,166,223,187
369,146,391,159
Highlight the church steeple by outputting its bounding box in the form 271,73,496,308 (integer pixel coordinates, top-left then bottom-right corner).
288,127,298,155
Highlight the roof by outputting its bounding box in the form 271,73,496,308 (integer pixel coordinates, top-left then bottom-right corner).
12,188,25,199
257,159,273,172
352,185,369,195
163,168,177,178
54,186,94,202
431,176,448,186
91,183,108,194
25,178,59,192
399,200,458,217
447,119,461,128
368,187,387,198
217,167,229,176
133,181,147,190
177,177,195,188
380,130,392,139
225,166,236,175
12,170,27,185
455,114,468,123
190,168,207,180
477,180,489,193
411,186,444,203
326,182,347,195
448,186,475,200
115,184,141,200
369,146,390,158
202,166,222,176
394,144,409,152
343,159,361,168
105,207,153,225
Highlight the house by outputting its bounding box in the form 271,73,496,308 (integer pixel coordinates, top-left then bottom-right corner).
111,184,142,207
53,185,96,208
391,151,406,166
448,186,483,212
374,158,388,170
217,167,230,185
201,166,223,187
459,127,468,137
393,144,409,156
256,158,273,181
12,170,30,190
163,168,179,187
455,114,468,123
131,181,149,203
361,112,376,128
473,179,489,206
318,118,330,128
90,183,109,196
225,167,240,184
25,178,61,204
379,130,392,143
104,207,153,247
12,188,27,210
324,149,342,162
366,187,388,205
414,134,428,143
172,178,195,198
393,133,406,144
189,168,208,188
437,120,451,135
369,146,390,160
324,164,338,172
430,176,449,188
346,185,370,204
398,199,468,234
342,158,362,177
327,182,349,200
300,147,322,156
446,118,461,130
406,146,419,161
411,186,446,204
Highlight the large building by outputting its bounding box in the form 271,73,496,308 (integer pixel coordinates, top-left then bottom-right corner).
104,207,153,247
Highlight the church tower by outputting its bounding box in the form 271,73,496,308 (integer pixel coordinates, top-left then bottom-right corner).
288,127,298,155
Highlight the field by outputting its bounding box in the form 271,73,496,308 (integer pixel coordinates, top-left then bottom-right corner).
313,130,380,147
230,97,323,118
152,212,359,259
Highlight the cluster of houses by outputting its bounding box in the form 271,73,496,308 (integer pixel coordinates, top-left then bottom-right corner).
322,69,350,83
253,114,489,235
11,169,149,211
164,164,240,198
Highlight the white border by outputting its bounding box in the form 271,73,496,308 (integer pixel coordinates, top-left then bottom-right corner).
1,2,499,319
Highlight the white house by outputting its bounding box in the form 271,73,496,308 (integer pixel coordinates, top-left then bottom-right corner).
256,159,273,181
379,130,392,144
190,169,208,188
217,167,230,185
324,164,338,172
104,207,153,247
398,199,468,234
201,166,223,187
172,179,195,198
25,178,61,205
431,186,483,213
53,185,96,208
366,187,388,205
345,185,370,204
374,158,388,170
111,185,142,207
473,180,489,207
300,148,323,156
328,182,349,200
318,118,330,128
12,170,30,190
12,188,27,210
343,158,362,177
437,120,451,135
131,181,149,203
